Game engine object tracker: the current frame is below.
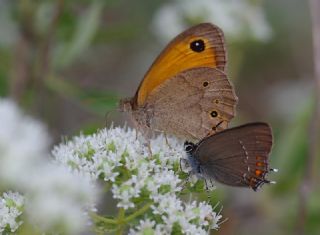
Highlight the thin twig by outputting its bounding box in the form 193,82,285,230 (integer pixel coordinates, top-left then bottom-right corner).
9,0,36,102
9,36,31,102
33,0,64,115
34,0,64,82
309,0,320,181
297,1,320,234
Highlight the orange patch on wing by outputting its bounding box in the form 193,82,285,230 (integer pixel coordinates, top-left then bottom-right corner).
137,37,218,105
256,162,264,167
255,169,263,177
256,155,263,161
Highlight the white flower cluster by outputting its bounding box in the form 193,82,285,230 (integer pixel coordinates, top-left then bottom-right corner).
129,201,222,235
0,100,49,186
0,98,223,234
53,127,222,234
0,192,24,233
24,164,99,234
152,0,272,43
0,99,100,234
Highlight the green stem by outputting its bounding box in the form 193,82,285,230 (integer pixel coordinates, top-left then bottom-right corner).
124,202,152,223
91,202,152,234
116,208,126,235
90,212,118,225
104,182,112,193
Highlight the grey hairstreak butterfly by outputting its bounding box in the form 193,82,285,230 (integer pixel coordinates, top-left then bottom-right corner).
184,122,277,191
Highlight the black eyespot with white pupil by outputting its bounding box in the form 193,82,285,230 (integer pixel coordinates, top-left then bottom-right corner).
210,110,218,118
190,39,205,52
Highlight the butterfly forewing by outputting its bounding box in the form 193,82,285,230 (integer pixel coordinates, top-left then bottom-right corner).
194,123,273,190
136,23,227,106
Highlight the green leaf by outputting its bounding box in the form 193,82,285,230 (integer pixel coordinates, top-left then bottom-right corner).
271,95,314,193
54,1,104,69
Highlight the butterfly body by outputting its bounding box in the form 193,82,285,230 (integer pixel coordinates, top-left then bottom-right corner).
184,142,204,178
184,123,275,191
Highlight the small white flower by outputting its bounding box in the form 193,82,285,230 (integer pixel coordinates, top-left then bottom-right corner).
129,219,156,235
0,191,24,233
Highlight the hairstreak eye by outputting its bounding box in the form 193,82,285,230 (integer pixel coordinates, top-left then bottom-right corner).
185,145,193,152
184,142,194,152
190,39,205,52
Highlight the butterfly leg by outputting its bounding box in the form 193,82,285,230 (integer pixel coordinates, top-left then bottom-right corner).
209,178,215,189
179,158,189,172
204,179,211,199
135,128,139,140
200,167,211,199
164,133,172,149
145,139,153,157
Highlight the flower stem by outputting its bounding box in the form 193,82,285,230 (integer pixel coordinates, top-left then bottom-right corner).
123,202,152,223
116,208,126,235
90,212,118,225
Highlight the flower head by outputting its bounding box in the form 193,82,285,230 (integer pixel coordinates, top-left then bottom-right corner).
0,99,100,234
0,192,24,233
0,98,223,234
53,127,222,233
0,99,50,187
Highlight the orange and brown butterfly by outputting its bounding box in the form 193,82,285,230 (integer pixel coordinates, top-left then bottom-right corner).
119,23,238,141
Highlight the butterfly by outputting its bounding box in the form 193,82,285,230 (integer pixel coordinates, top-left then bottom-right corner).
184,122,277,191
119,23,238,141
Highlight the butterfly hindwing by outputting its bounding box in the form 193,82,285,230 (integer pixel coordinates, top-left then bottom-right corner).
194,123,273,190
146,67,237,140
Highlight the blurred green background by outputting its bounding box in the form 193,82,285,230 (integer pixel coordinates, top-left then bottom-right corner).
0,0,319,234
